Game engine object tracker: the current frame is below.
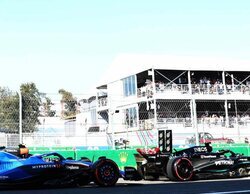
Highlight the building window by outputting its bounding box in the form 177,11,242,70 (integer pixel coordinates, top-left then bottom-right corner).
125,107,137,128
91,109,96,123
123,75,136,97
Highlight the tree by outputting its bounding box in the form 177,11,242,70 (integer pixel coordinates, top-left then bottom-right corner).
0,83,43,133
58,89,77,118
20,82,42,133
0,87,19,133
41,96,56,117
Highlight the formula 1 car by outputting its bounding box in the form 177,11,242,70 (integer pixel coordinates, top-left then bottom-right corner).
135,130,250,181
0,151,139,188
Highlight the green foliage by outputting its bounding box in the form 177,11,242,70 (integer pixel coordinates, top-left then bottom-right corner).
0,83,41,133
21,83,41,133
0,87,19,133
41,96,56,117
58,89,77,118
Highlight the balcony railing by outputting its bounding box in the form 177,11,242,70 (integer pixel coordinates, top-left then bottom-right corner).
137,83,250,98
98,84,250,107
156,83,189,94
192,84,250,95
140,116,250,131
98,97,108,108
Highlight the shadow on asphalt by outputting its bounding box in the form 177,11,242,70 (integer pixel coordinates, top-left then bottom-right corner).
1,178,250,194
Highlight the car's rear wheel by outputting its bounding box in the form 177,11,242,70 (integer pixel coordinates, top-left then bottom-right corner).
167,157,193,181
93,159,119,187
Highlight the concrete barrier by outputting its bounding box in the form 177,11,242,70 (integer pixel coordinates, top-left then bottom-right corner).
30,149,137,170
29,143,250,169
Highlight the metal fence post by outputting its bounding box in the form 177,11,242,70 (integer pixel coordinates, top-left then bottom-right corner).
18,90,22,144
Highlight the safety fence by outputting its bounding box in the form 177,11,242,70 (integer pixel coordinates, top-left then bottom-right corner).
1,88,250,148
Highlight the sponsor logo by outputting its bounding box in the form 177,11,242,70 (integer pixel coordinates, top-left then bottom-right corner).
201,155,217,159
32,164,61,169
0,176,9,180
125,168,135,172
5,149,17,152
119,152,128,164
87,146,99,150
239,158,248,161
65,165,80,170
215,160,234,166
194,147,207,153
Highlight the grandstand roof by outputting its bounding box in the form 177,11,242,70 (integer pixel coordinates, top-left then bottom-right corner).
97,54,250,87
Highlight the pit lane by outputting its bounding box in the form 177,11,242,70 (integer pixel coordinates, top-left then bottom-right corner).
1,177,250,194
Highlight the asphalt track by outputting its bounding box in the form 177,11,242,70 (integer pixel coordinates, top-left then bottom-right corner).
1,177,250,194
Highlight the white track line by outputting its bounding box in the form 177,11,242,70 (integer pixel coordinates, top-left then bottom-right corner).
201,190,250,194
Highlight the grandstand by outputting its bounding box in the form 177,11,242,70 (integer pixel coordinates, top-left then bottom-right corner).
95,54,250,147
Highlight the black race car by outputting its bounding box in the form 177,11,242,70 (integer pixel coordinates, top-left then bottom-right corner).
135,130,250,181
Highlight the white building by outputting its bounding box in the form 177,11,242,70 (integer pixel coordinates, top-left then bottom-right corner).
95,54,250,147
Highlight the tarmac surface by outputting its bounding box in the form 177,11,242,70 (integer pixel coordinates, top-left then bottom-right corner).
1,177,250,194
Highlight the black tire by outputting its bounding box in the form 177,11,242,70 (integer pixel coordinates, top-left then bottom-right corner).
93,159,119,187
167,157,193,181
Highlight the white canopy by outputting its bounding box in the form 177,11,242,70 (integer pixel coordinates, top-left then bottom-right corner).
97,54,250,87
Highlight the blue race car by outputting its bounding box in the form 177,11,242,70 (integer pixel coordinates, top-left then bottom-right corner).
0,151,140,188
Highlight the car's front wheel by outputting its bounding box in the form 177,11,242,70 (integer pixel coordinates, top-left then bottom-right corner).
93,159,120,187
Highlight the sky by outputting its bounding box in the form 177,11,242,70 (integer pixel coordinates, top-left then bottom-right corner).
0,0,250,95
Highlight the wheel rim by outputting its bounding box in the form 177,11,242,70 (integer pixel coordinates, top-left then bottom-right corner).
95,161,118,186
174,158,193,180
238,168,247,176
